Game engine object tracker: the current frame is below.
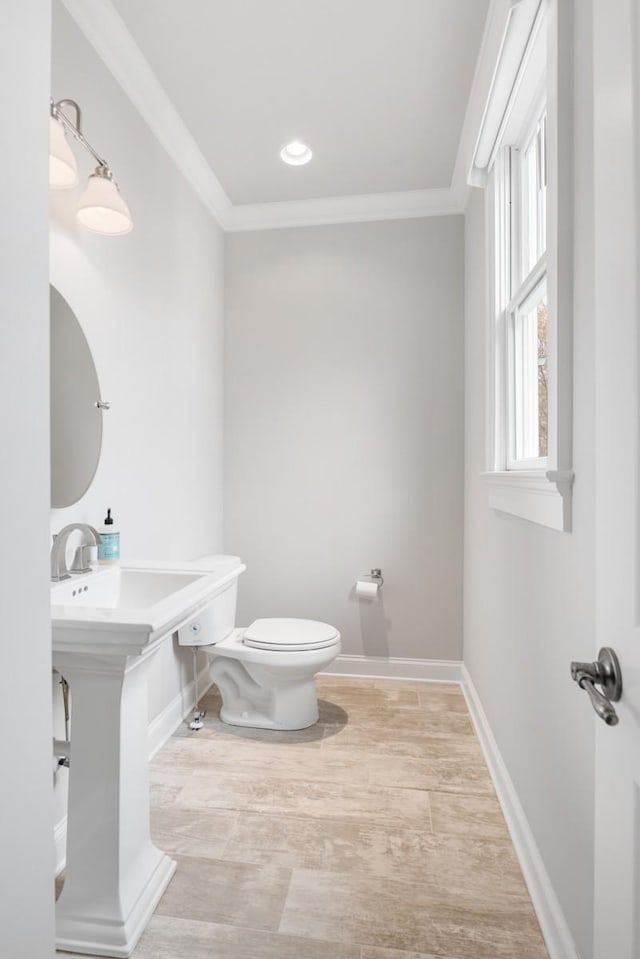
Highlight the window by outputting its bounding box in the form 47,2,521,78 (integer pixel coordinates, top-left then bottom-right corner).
475,0,573,531
505,107,548,469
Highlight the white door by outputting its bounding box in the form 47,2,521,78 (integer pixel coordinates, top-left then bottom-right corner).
592,0,640,956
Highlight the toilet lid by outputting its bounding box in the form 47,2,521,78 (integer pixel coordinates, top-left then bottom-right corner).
243,618,340,651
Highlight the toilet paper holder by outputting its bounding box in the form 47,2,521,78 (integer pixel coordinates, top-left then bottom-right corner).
364,568,384,587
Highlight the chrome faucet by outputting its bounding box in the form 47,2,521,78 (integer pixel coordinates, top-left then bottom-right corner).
51,524,102,582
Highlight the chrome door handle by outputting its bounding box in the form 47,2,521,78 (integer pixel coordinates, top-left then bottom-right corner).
578,677,618,725
570,647,622,726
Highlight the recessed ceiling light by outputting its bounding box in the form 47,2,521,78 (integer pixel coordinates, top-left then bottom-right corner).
280,141,312,166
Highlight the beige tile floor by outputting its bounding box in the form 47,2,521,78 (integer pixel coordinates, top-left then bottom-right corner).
59,677,549,959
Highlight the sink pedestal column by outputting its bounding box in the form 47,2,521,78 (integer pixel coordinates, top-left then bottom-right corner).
54,650,176,958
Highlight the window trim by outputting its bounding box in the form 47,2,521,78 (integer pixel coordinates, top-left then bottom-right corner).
481,469,574,531
477,0,574,532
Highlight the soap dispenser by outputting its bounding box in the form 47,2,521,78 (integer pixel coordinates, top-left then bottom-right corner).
97,508,120,565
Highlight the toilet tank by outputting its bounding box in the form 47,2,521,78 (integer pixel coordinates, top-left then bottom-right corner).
176,555,244,647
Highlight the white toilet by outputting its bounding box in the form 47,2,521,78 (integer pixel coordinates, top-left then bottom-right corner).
178,556,341,730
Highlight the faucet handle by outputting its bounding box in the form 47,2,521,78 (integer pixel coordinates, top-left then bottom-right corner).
70,543,96,574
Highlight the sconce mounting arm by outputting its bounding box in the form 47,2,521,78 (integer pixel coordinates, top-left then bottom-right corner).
51,98,111,176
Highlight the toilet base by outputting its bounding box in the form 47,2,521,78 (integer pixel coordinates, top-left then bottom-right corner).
209,655,322,730
219,699,319,730
218,674,320,730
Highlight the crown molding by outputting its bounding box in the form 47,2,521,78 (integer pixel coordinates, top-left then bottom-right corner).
60,0,231,227
222,188,461,232
61,0,473,232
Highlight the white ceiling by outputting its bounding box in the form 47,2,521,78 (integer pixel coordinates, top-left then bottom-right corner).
110,0,489,207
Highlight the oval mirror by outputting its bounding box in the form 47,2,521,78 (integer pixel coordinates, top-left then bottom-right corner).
50,286,103,507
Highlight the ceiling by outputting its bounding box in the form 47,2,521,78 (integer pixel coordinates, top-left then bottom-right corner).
110,0,489,207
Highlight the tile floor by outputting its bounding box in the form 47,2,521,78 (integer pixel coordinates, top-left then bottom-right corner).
60,676,549,959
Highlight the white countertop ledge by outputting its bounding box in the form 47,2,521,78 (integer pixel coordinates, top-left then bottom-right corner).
51,558,246,656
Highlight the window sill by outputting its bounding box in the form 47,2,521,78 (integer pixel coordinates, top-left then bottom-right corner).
481,469,574,532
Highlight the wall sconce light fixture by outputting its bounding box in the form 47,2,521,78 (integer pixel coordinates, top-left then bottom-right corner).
49,98,133,236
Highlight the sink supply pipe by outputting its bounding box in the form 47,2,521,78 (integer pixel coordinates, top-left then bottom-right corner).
60,675,70,741
53,675,71,769
189,647,206,731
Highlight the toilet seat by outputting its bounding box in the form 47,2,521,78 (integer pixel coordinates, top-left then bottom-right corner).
243,617,340,652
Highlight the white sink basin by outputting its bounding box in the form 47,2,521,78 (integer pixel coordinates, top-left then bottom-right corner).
51,557,244,656
52,567,203,609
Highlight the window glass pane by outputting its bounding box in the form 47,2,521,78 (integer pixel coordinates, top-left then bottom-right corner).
520,114,547,277
537,297,548,457
513,287,547,461
523,140,537,273
539,115,547,258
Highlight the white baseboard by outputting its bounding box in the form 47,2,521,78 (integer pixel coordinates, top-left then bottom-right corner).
54,665,211,876
461,666,580,959
321,654,463,683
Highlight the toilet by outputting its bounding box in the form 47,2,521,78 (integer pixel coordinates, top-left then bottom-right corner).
177,555,341,730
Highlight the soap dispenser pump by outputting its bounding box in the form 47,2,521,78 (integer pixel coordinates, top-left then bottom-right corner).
97,508,120,565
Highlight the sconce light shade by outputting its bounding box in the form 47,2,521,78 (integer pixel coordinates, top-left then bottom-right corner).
49,116,79,189
76,168,133,236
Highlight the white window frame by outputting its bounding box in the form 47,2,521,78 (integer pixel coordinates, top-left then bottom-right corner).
474,0,574,531
507,266,547,469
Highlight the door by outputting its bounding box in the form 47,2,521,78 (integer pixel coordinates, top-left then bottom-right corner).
593,0,640,956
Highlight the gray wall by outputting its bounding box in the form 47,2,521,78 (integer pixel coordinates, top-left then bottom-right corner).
225,217,464,661
462,3,596,956
50,2,225,832
0,2,56,957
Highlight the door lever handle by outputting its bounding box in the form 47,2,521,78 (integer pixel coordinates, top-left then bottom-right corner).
570,647,622,726
573,672,619,725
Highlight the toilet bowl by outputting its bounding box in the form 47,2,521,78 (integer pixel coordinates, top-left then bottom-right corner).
177,557,341,730
207,619,341,730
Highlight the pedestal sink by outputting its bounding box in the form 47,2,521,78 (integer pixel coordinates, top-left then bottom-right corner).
51,557,245,958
